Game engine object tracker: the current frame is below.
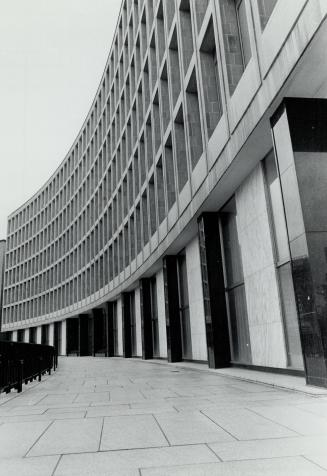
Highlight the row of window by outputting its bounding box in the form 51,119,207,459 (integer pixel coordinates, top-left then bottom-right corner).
8,0,278,234
3,0,279,323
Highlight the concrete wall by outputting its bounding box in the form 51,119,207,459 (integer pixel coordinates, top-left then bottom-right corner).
185,236,207,362
156,269,167,359
134,287,142,357
61,320,67,356
36,326,42,345
117,297,123,356
236,163,287,368
49,323,54,347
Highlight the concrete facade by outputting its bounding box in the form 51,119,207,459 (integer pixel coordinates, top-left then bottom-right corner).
2,0,327,386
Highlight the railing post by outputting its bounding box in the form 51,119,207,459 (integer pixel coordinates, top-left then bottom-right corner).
1,341,57,395
17,360,23,393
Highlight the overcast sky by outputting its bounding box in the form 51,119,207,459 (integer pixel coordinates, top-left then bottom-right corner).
0,0,122,240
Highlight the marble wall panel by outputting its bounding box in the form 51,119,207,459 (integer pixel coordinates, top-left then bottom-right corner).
36,326,42,345
61,320,67,356
48,323,55,347
185,236,208,362
117,297,123,356
156,269,168,358
236,164,287,368
134,287,142,357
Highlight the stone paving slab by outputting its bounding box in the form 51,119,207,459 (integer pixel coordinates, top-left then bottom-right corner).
0,455,60,476
140,456,327,475
0,357,327,475
55,445,218,476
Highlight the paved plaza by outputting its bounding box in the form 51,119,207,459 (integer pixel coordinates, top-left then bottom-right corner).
1,358,327,475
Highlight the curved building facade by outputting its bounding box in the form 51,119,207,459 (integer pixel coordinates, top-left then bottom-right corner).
2,0,327,386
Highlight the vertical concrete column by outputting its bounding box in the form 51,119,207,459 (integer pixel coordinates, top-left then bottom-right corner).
36,326,42,344
134,288,142,357
24,329,29,343
198,213,231,368
163,256,182,362
61,320,67,356
48,323,55,347
12,330,18,342
140,278,153,359
156,269,168,358
271,98,327,387
122,293,132,358
117,297,123,356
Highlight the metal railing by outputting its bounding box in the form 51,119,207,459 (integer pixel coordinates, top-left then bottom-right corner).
0,340,57,394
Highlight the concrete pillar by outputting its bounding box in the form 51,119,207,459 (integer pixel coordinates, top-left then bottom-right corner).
49,323,54,347
117,297,123,356
12,330,18,342
134,287,142,357
61,320,67,356
36,326,42,344
185,236,208,362
271,97,327,387
24,329,29,343
156,269,168,358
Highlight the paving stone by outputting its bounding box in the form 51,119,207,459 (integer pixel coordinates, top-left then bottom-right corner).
100,414,168,450
55,445,218,475
0,421,51,458
250,405,327,435
155,411,234,445
202,407,297,440
209,435,327,461
27,418,103,456
0,455,59,476
140,456,327,475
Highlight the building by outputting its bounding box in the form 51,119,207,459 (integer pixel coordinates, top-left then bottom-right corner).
0,240,6,329
2,0,327,387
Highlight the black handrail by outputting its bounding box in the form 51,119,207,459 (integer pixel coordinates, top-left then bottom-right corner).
0,340,57,394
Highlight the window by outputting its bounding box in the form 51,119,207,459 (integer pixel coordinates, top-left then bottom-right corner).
236,0,251,68
220,0,252,93
257,0,278,30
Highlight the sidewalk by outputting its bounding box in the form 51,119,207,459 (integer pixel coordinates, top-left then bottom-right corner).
1,357,327,475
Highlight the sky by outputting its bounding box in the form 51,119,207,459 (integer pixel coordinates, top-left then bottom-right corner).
0,0,122,240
